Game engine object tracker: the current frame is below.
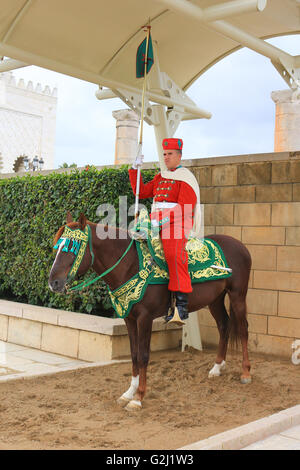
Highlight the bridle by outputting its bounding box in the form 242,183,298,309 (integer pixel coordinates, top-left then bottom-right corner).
53,223,134,292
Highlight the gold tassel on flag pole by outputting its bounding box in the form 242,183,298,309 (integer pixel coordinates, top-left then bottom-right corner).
134,22,151,221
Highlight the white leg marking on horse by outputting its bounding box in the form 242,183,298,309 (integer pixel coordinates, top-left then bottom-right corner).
208,360,226,377
117,375,139,405
122,375,139,400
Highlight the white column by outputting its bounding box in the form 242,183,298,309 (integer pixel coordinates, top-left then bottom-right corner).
0,72,7,104
271,89,300,152
112,109,140,165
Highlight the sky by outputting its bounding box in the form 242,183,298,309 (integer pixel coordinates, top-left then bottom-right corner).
10,34,300,169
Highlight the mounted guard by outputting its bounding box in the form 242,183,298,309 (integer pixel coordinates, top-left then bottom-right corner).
129,137,201,324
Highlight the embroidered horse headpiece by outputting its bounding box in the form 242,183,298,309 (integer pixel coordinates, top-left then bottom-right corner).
54,225,93,279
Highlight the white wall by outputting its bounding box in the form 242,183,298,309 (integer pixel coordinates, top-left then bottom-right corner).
0,71,57,173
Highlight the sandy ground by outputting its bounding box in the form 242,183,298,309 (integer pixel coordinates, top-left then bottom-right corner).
0,347,299,450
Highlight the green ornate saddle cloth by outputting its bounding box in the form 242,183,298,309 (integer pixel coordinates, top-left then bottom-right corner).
108,209,232,319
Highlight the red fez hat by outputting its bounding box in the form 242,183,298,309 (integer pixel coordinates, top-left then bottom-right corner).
162,138,183,150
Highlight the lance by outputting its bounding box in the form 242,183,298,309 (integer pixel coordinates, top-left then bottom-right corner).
134,23,152,221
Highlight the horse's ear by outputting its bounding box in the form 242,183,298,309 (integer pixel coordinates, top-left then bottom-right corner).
78,212,87,230
66,211,73,224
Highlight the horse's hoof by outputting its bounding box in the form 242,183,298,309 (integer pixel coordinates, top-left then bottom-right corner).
125,400,142,411
208,372,220,378
241,375,252,384
117,395,131,407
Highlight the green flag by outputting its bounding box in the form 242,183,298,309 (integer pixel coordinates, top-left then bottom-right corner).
136,33,154,78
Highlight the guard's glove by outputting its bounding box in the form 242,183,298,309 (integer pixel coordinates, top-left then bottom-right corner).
132,154,144,169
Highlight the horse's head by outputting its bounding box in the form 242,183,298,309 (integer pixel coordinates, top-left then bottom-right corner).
49,212,94,293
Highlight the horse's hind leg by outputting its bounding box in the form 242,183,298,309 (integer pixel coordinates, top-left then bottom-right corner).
229,291,251,384
117,317,139,406
208,291,229,377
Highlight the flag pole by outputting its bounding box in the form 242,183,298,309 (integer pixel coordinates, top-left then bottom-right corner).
134,23,151,221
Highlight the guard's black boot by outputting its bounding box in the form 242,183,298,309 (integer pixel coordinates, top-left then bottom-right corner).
175,292,189,321
165,292,189,325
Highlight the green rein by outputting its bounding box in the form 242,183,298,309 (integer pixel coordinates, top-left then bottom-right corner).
53,224,134,292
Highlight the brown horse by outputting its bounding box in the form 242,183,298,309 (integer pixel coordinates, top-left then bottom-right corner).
49,212,252,411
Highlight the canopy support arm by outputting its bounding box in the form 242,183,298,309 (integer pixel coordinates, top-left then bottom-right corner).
95,83,211,119
155,0,299,90
0,57,28,72
271,57,300,91
155,0,267,23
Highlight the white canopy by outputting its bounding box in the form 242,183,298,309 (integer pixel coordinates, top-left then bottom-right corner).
0,0,299,153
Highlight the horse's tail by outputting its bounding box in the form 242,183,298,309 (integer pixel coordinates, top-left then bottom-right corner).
228,304,240,348
228,300,248,349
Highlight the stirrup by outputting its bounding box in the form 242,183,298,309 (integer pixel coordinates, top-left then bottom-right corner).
166,307,186,326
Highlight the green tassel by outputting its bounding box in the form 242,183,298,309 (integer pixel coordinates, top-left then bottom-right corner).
62,238,71,252
70,240,81,255
53,238,63,250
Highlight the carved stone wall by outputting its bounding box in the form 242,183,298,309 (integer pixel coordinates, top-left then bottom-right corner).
190,151,300,359
0,71,57,173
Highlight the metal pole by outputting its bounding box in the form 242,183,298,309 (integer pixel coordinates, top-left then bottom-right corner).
134,24,151,220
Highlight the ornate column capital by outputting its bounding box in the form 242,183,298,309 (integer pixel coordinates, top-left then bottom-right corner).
112,109,139,126
271,89,300,105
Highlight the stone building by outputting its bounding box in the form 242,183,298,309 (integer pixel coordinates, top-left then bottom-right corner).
0,71,57,173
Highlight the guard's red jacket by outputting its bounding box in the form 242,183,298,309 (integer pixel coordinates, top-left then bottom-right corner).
128,169,196,226
128,168,197,293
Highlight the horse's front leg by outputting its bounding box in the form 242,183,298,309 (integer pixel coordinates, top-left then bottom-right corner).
208,293,229,377
117,316,139,406
126,310,153,411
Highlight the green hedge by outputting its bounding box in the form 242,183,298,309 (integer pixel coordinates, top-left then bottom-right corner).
0,166,156,317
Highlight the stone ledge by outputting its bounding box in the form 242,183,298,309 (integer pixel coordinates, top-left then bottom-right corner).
178,405,300,450
1,151,299,179
0,300,180,336
0,300,182,362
